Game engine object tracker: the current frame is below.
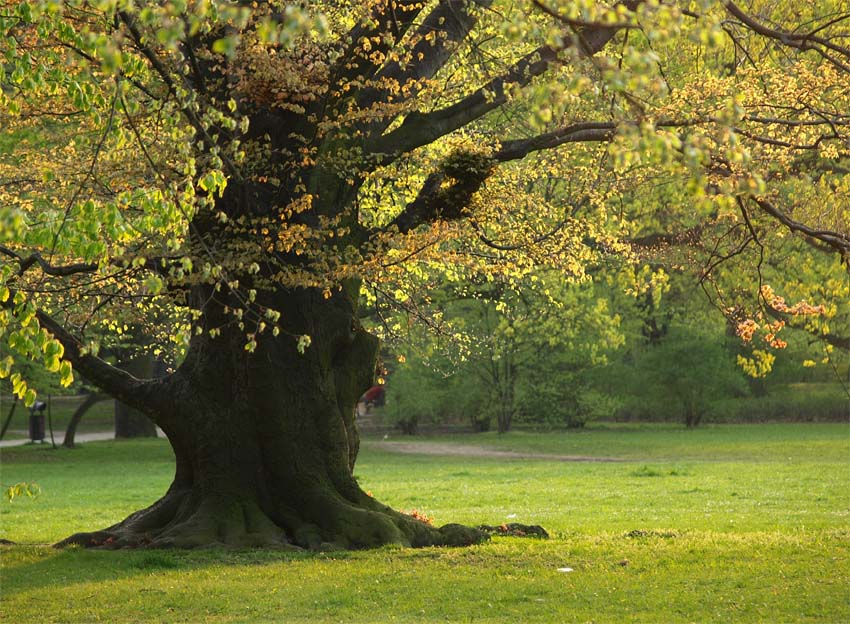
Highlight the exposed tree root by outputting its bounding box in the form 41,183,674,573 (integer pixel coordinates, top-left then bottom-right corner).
477,523,550,538
54,486,489,551
55,489,294,550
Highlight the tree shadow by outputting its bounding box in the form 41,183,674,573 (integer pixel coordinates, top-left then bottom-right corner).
1,544,356,597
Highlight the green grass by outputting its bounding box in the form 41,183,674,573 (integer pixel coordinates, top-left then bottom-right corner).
390,421,849,462
2,423,849,622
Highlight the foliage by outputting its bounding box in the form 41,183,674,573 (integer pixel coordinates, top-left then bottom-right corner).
584,260,849,425
2,482,40,503
381,355,490,433
610,326,749,427
381,261,844,430
708,383,849,423
379,272,625,432
0,0,848,402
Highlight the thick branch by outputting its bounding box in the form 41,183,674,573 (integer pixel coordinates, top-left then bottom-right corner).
333,0,426,88
0,246,98,277
382,116,687,234
357,0,494,112
384,153,495,233
627,223,706,249
366,1,641,160
35,310,166,416
495,122,617,161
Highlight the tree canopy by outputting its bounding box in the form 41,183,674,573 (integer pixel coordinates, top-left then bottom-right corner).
2,0,847,401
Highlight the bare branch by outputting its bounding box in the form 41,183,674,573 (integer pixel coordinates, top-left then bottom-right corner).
495,122,617,161
366,2,642,161
0,246,98,277
752,198,850,255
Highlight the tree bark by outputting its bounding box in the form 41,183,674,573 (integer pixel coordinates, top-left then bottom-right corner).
55,287,485,550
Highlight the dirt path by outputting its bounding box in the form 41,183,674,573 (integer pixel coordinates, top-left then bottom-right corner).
369,440,624,462
3,432,623,462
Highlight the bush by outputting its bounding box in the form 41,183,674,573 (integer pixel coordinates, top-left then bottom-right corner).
709,383,848,422
516,374,621,429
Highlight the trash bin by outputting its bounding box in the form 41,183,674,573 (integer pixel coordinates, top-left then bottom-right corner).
29,401,46,443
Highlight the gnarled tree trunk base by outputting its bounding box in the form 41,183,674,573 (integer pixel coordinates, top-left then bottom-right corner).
54,486,487,551
54,288,488,552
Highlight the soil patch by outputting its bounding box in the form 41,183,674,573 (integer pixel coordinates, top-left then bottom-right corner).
370,441,624,462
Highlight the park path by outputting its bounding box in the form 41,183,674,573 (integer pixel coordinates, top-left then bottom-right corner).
3,432,623,462
0,430,157,448
367,440,624,462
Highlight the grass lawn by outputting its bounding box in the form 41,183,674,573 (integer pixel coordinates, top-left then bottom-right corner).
1,423,849,622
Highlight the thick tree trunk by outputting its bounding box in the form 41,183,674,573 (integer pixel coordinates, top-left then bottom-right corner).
56,287,485,550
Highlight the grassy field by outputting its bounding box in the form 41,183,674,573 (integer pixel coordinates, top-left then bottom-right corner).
1,423,848,622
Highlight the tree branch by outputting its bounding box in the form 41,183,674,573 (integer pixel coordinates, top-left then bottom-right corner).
382,152,495,233
724,1,850,73
366,2,641,162
627,223,707,249
356,0,494,112
752,198,850,255
34,310,167,415
333,0,426,89
0,246,98,277
494,122,617,161
764,304,850,352
118,11,242,180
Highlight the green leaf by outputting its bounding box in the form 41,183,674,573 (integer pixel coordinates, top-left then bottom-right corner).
0,355,13,378
297,334,312,354
212,35,238,58
59,360,74,387
23,387,37,407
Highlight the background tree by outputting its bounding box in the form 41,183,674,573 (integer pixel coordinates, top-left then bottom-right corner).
1,1,848,549
380,273,623,433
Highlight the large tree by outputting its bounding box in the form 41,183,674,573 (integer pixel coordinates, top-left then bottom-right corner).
1,0,848,549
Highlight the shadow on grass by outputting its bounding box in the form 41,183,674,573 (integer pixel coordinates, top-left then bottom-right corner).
1,544,357,597
0,439,174,466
